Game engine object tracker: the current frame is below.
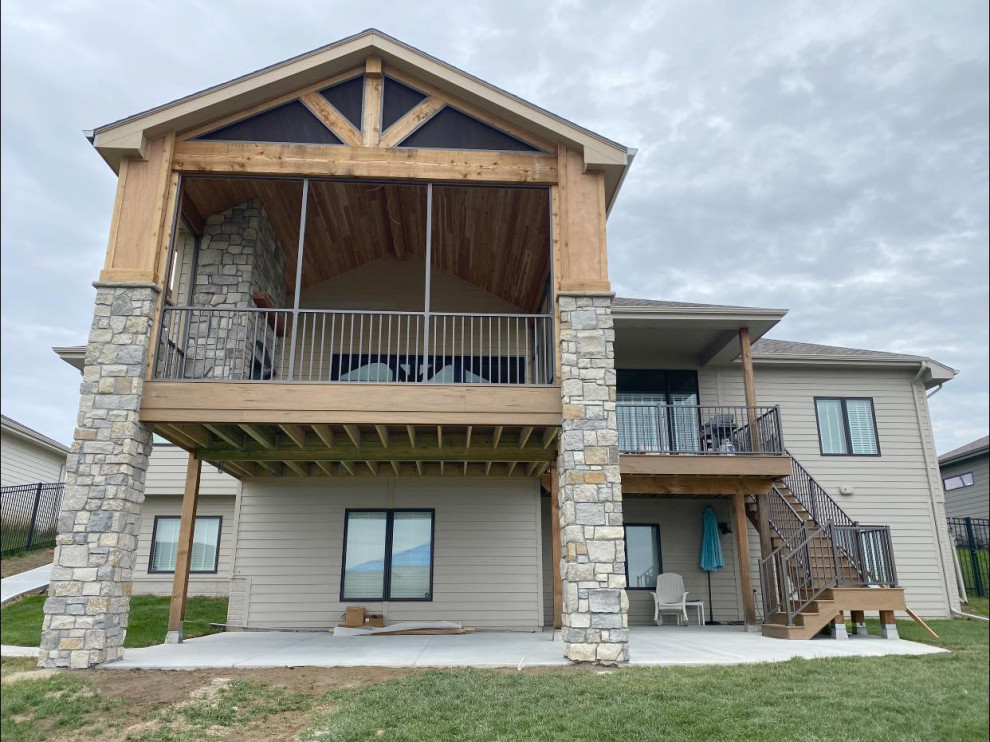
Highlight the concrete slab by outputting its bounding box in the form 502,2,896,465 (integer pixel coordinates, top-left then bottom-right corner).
0,564,52,605
106,625,944,670
1,645,40,658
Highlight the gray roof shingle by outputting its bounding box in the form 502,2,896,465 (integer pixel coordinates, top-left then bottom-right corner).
939,435,990,464
0,414,69,454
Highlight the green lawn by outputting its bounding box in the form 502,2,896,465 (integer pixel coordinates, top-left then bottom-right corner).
1,617,986,741
0,595,227,648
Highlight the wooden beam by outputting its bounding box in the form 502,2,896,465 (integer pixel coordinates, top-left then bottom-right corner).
542,427,559,449
299,92,363,147
203,424,242,449
284,460,309,477
240,423,277,449
171,141,559,185
362,56,383,147
314,460,335,477
375,425,390,448
620,454,792,478
493,426,504,448
379,95,445,147
167,454,201,641
280,423,307,448
506,461,518,477
739,326,761,452
465,425,473,449
415,460,424,476
256,460,283,476
340,460,356,476
551,464,562,629
621,475,779,497
407,425,417,448
343,424,362,447
437,426,443,448
389,460,401,477
733,493,758,629
171,424,211,448
365,461,379,476
484,460,493,476
518,426,534,449
155,423,198,452
755,492,773,560
311,424,335,448
202,441,555,463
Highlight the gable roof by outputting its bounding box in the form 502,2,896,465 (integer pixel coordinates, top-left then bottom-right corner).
939,435,990,466
89,29,634,208
0,414,69,455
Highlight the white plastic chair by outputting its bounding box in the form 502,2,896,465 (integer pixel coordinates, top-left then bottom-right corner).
651,573,702,626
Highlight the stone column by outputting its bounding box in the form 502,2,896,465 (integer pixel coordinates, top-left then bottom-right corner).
39,283,158,669
556,292,628,664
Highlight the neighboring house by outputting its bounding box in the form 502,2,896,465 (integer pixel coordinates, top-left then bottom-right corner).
1,415,68,487
939,436,990,520
39,29,961,668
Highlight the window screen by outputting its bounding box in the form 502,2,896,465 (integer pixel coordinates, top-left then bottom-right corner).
624,525,661,590
195,101,343,144
150,516,221,573
341,510,434,601
319,75,365,130
816,398,880,456
398,106,539,152
382,76,427,131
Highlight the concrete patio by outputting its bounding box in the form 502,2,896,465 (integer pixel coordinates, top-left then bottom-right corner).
105,626,945,670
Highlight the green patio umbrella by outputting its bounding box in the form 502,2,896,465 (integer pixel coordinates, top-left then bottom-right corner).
700,505,725,625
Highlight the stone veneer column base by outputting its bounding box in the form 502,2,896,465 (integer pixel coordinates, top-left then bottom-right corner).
39,283,157,669
556,292,629,664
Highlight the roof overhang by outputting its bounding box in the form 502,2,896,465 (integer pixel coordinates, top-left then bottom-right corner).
53,345,86,374
751,353,957,389
612,305,788,367
939,444,989,467
89,29,633,209
0,419,69,456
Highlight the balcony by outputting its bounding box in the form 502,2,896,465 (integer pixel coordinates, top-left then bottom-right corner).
617,404,792,486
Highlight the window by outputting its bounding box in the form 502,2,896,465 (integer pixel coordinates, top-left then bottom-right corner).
617,370,700,453
624,524,662,590
149,516,222,573
815,398,880,456
944,472,975,491
341,510,434,601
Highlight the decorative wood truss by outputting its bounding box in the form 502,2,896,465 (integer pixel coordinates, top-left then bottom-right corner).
154,421,559,480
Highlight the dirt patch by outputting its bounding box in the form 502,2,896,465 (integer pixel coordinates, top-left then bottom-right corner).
0,548,54,579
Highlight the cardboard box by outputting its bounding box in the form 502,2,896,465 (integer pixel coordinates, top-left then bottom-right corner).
364,613,385,628
343,605,365,628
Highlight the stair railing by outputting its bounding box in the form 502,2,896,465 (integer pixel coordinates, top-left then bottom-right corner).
777,450,856,529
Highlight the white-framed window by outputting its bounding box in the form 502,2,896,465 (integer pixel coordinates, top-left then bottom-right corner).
943,472,974,491
815,397,880,456
149,516,222,573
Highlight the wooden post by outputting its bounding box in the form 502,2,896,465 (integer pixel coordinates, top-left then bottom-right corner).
733,493,758,629
738,327,760,452
550,463,563,629
755,491,773,559
166,453,202,643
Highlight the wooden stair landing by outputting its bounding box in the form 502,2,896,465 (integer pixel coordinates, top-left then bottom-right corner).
761,587,906,640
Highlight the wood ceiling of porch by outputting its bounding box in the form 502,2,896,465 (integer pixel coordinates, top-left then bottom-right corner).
182,179,550,311
154,421,558,480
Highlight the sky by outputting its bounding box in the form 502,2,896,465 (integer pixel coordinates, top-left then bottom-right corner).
1,0,987,454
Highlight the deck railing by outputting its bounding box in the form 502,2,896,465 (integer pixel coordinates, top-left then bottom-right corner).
616,404,784,455
153,306,554,385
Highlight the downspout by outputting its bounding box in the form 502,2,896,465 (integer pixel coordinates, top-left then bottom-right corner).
911,363,963,609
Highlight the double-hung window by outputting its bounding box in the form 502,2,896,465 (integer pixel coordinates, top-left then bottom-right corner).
341,510,435,601
815,397,880,456
149,516,222,573
624,524,662,590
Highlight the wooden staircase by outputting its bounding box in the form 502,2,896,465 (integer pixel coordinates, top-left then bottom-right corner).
750,453,902,639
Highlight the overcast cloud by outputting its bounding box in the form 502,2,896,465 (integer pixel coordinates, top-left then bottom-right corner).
1,0,987,453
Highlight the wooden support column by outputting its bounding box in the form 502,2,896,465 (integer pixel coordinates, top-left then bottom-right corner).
739,327,760,452
733,492,758,630
755,491,773,560
550,462,563,630
166,453,202,643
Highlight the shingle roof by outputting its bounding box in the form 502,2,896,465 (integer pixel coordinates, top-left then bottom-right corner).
750,338,926,361
0,414,69,454
612,297,775,312
939,435,990,464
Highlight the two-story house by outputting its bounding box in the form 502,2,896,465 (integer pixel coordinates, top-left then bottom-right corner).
40,29,960,669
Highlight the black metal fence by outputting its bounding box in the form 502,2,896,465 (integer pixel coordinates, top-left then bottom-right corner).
948,516,989,598
0,482,64,556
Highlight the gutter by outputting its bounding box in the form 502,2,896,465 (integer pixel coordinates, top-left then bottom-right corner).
951,609,990,622
911,362,964,609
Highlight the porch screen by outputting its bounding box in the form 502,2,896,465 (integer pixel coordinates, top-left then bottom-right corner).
341,510,434,601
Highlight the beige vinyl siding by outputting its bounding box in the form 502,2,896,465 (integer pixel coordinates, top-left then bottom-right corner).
230,477,543,630
541,496,553,625
623,498,745,624
700,362,956,618
0,432,66,486
143,444,240,497
132,495,236,596
942,455,990,520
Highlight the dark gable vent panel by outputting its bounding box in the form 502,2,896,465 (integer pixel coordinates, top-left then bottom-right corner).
196,101,342,145
398,107,538,152
382,76,428,131
319,75,365,131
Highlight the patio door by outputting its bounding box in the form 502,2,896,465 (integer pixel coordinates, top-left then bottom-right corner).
617,370,700,453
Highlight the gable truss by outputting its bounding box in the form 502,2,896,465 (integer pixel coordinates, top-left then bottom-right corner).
179,57,553,154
